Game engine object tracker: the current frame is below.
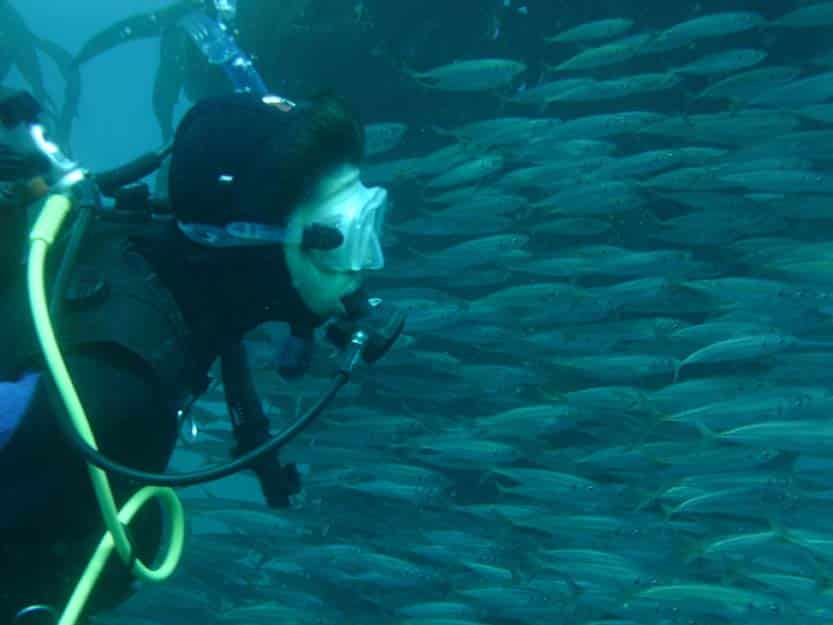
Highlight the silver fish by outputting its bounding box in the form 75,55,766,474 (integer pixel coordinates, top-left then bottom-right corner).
409,58,527,92
546,18,634,44
773,1,833,28
364,122,408,156
425,153,505,189
674,48,767,76
642,11,766,54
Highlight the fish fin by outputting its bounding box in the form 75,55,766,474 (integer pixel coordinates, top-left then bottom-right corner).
720,561,745,588
493,478,511,497
633,485,662,512
404,67,433,88
539,387,566,402
726,97,745,115
672,359,681,383
811,560,833,592
510,561,531,586
660,503,677,521
644,410,672,433
495,95,508,117
562,572,585,601
493,508,523,534
430,125,456,139
680,536,705,565
525,553,548,579
540,64,558,79
766,517,793,542
535,100,552,115
406,246,430,259
692,420,716,442
477,464,501,487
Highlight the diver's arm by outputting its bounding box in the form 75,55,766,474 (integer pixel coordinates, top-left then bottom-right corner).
221,342,301,508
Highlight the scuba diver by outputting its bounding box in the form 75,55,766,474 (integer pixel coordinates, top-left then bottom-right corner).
71,0,316,143
69,0,519,150
0,0,78,146
0,5,404,624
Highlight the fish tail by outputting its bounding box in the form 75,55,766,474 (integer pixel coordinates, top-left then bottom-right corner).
633,486,661,512
541,64,559,79
535,101,552,115
720,562,746,588
767,517,793,542
404,66,431,87
510,560,533,587
401,64,418,79
672,360,681,383
810,559,833,593
495,94,508,117
692,420,716,442
430,125,456,139
632,411,667,452
493,476,513,497
681,536,705,564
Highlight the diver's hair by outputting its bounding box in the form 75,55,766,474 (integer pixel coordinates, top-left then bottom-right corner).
294,90,365,170
267,91,365,213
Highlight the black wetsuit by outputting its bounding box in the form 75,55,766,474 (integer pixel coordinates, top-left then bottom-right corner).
0,213,321,622
0,97,325,622
0,345,178,622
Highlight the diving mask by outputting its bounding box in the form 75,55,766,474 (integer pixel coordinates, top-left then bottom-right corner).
179,171,388,274
303,177,387,273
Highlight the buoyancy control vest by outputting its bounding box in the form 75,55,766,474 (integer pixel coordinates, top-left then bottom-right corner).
0,205,204,404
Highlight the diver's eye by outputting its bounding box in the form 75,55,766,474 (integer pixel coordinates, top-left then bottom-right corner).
302,224,344,251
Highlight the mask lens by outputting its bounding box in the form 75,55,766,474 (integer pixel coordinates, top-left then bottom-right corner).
310,184,387,272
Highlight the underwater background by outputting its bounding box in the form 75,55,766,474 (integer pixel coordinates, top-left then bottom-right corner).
8,1,833,623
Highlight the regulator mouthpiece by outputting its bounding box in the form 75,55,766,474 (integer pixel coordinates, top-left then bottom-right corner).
328,289,406,373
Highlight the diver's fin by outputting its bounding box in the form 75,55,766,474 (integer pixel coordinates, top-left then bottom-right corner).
34,37,81,148
153,26,190,142
74,1,198,66
5,3,53,113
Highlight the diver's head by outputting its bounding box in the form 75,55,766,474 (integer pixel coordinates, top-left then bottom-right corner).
282,161,387,317
169,90,385,320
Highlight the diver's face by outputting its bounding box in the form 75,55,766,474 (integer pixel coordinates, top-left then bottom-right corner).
282,166,367,318
285,257,364,318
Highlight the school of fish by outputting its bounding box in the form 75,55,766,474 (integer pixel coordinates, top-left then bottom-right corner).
99,3,833,625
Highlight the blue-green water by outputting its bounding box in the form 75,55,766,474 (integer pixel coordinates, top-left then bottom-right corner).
9,1,833,624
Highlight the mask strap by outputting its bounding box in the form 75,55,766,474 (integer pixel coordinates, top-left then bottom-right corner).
178,220,343,250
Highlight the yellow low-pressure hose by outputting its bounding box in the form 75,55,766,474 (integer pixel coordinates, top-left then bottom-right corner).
27,193,186,625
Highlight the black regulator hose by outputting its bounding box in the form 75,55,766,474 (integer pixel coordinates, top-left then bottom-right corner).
53,371,348,487
51,288,403,488
93,143,173,197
